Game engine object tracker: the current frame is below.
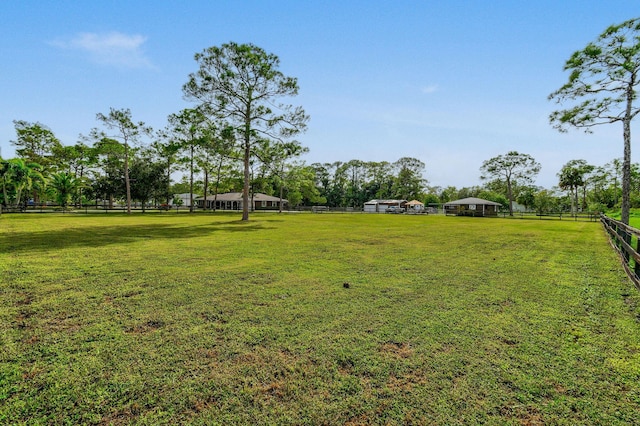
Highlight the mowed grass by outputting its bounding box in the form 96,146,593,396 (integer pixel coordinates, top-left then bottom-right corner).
1,213,640,425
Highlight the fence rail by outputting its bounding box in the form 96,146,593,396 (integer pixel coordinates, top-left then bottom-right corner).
601,215,640,289
497,211,599,221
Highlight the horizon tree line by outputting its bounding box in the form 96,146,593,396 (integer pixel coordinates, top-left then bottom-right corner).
1,118,638,217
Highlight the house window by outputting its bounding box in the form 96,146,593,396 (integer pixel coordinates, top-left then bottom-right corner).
261,201,267,207
469,204,476,210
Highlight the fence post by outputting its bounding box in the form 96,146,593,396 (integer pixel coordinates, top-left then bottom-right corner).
616,222,630,263
624,229,632,263
635,236,640,278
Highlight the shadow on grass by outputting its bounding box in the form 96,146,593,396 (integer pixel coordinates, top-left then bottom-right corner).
1,220,273,254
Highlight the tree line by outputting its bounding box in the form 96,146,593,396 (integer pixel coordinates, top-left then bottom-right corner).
0,115,430,214
0,117,636,218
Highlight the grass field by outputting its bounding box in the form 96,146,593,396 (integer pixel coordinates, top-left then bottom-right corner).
1,212,640,425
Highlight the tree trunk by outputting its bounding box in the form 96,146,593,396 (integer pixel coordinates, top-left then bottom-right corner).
242,106,251,221
621,85,633,225
213,157,223,212
2,184,8,211
622,122,631,225
166,159,172,205
77,167,84,208
203,167,209,211
15,186,23,209
190,145,194,213
506,178,514,216
124,141,131,214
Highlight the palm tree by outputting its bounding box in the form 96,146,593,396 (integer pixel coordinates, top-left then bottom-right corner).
558,160,593,214
49,172,81,209
0,158,8,215
5,158,44,208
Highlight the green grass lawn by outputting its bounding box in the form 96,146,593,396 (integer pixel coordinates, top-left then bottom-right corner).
1,212,639,425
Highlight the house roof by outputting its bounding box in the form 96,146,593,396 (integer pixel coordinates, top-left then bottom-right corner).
443,197,502,207
173,193,201,198
196,192,288,202
364,199,407,205
405,200,424,206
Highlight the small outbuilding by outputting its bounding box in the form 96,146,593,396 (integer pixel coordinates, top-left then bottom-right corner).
443,197,502,217
363,199,407,213
170,193,200,207
405,200,425,212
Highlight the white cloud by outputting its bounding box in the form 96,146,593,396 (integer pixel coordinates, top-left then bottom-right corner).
50,32,155,69
420,84,439,94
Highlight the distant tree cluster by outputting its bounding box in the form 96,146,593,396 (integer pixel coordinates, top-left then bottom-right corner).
311,158,427,208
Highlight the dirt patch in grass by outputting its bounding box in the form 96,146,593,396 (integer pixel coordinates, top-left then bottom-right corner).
380,341,414,358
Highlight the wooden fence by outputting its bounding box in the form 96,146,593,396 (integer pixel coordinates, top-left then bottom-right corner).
601,215,640,289
497,211,599,221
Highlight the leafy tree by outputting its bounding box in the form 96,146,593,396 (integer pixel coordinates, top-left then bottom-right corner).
259,140,308,212
423,193,441,208
311,163,336,206
589,165,616,208
168,108,211,212
91,137,126,208
366,161,394,200
391,157,427,200
129,155,169,212
477,191,509,209
342,160,369,208
557,159,594,214
11,120,62,171
171,176,204,198
549,17,640,224
480,151,541,216
149,136,181,204
183,42,309,220
534,189,557,214
53,141,97,207
325,162,349,207
95,108,152,214
438,186,459,203
516,186,537,211
455,186,482,200
289,164,326,207
196,122,242,211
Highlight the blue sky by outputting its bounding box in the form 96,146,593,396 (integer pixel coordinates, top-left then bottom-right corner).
1,1,639,189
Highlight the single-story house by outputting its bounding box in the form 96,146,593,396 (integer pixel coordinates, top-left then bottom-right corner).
443,197,502,217
196,192,288,211
363,199,407,213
